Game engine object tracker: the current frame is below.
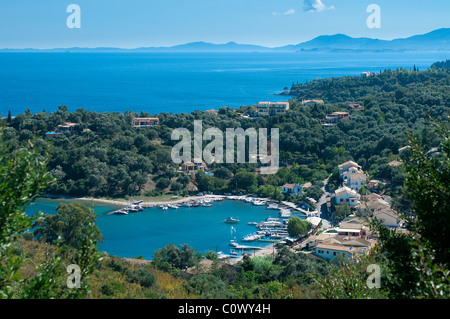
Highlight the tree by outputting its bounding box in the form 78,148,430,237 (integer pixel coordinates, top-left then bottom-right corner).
334,204,351,222
156,177,171,190
0,132,51,298
287,217,312,238
232,169,257,193
152,244,202,276
185,273,235,299
33,202,103,249
370,122,450,298
320,122,450,299
195,171,213,192
0,129,101,299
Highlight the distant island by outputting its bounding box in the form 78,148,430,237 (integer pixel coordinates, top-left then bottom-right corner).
2,28,450,53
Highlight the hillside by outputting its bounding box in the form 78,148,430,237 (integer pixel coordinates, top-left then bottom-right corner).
3,28,450,52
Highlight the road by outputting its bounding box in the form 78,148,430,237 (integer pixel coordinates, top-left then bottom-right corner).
316,175,333,229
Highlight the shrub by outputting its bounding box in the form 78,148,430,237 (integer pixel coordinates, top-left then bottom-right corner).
126,269,157,288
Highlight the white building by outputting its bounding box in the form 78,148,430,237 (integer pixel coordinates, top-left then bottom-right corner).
315,244,354,261
257,102,289,116
335,186,360,207
281,183,302,196
372,209,403,228
338,161,362,175
343,172,367,192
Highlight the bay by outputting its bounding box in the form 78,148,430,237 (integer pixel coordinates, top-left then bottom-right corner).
26,198,283,259
1,51,449,116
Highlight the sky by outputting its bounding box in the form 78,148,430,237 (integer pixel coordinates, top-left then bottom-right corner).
0,0,449,49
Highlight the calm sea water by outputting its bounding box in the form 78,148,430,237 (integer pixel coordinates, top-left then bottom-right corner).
2,51,450,116
26,198,285,259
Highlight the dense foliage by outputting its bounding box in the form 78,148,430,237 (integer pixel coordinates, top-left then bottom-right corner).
2,64,449,205
1,60,449,300
0,130,101,299
319,122,450,299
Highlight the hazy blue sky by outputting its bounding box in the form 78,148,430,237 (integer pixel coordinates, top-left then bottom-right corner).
0,0,449,48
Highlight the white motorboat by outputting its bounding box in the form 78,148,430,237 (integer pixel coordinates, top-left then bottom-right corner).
257,218,282,228
241,233,261,242
223,217,240,224
168,204,179,209
113,210,128,215
124,204,144,213
267,203,279,210
253,200,266,206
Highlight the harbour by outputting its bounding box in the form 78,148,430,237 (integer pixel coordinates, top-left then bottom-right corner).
26,196,318,260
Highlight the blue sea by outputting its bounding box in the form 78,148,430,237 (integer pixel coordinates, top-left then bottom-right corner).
8,50,450,258
26,198,284,259
1,51,449,116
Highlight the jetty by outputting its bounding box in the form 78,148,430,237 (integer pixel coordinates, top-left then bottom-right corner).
229,240,263,250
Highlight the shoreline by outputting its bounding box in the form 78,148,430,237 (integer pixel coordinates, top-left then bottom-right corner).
39,193,319,216
38,194,317,264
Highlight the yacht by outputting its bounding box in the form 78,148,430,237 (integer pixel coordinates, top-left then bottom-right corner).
223,217,240,224
113,210,128,215
241,233,261,242
267,203,279,210
124,204,144,213
257,218,282,228
253,200,266,206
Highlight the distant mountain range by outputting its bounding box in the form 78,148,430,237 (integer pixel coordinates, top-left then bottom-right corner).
3,28,450,53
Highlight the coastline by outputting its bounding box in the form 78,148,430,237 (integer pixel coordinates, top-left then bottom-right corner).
39,193,319,216
74,194,229,208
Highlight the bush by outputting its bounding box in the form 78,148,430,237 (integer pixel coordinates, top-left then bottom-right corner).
126,269,157,288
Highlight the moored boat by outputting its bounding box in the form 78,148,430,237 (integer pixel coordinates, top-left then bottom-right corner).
113,210,128,215
223,217,240,224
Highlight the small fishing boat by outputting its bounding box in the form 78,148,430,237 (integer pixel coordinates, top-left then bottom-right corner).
160,205,168,210
222,217,240,224
168,204,179,209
